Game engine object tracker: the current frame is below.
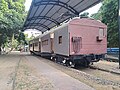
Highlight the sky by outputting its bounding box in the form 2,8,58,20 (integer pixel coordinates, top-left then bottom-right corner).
25,0,32,11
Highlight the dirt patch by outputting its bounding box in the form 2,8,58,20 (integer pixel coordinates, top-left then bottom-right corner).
14,57,54,90
0,54,20,90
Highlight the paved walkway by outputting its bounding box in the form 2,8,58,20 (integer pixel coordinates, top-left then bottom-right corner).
26,55,94,90
0,51,94,90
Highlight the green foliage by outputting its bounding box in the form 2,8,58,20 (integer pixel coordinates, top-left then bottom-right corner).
17,32,26,45
0,0,26,49
90,10,102,20
11,34,18,49
80,12,89,18
24,34,35,45
101,0,118,47
91,0,118,47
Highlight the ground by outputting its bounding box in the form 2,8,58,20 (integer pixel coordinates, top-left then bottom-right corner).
0,51,119,90
15,55,54,90
0,52,54,90
0,51,93,90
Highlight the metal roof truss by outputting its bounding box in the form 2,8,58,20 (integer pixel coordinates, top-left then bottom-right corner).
23,0,101,32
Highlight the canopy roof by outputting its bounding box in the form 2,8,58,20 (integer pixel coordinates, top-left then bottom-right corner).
23,0,101,33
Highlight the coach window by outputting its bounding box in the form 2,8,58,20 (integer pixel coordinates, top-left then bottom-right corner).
42,39,48,46
30,44,32,47
35,42,38,46
99,28,104,36
59,36,62,44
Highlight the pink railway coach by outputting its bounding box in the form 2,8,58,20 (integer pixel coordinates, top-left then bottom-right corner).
29,18,107,67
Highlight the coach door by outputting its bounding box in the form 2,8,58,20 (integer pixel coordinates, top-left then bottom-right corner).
50,33,54,53
72,37,82,53
39,42,41,52
50,38,54,53
33,43,34,51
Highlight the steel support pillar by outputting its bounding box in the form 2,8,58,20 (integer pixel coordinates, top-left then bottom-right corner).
118,0,120,69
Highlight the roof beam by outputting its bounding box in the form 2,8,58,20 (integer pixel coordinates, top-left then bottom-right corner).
23,27,42,31
23,27,45,33
29,0,51,30
34,0,79,15
24,23,50,30
27,16,60,25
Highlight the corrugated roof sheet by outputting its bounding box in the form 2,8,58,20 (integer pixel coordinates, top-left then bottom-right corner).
23,0,101,33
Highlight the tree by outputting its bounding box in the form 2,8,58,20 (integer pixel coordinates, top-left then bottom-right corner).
17,31,26,45
101,0,118,47
91,0,118,47
80,12,89,18
0,0,26,52
24,33,35,45
90,10,102,20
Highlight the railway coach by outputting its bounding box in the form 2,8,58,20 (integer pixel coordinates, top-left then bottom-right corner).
29,18,107,67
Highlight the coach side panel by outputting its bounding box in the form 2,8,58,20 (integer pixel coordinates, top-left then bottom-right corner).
41,34,51,53
54,25,69,56
69,22,107,55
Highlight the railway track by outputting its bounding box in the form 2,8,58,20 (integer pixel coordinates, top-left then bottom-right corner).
72,66,120,88
105,54,119,62
75,65,120,88
45,57,120,88
35,56,120,89
53,59,120,76
89,65,120,75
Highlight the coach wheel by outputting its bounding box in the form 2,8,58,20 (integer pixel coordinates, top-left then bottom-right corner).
69,61,75,68
50,56,54,61
84,59,90,67
65,61,75,67
54,57,57,63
